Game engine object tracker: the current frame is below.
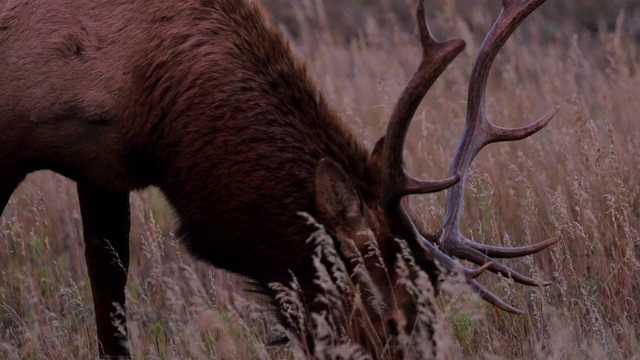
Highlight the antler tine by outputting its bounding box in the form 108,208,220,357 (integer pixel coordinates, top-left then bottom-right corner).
379,0,464,207
471,235,560,258
416,232,492,281
449,236,550,286
471,280,524,314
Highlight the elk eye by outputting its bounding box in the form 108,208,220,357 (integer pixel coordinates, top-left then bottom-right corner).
329,233,352,264
386,318,399,337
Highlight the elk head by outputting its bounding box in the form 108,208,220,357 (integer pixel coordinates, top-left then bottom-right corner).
299,0,559,353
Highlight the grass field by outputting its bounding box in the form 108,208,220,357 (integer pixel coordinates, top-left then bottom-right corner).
1,1,639,359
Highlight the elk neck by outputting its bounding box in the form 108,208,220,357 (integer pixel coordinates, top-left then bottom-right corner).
116,0,377,283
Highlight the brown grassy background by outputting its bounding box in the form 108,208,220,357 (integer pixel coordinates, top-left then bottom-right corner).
1,0,639,358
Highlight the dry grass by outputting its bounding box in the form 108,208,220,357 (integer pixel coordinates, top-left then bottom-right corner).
1,1,639,359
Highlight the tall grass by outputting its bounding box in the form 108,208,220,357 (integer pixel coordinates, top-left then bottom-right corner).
1,1,639,359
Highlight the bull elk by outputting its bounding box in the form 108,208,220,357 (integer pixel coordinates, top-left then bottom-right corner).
0,0,559,358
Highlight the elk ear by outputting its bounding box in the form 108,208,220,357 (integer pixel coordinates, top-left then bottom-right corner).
368,136,385,177
371,137,385,159
315,158,364,233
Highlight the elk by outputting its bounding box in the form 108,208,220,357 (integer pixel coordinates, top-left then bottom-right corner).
0,0,559,358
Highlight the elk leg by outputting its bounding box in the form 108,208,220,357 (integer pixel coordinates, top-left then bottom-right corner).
77,183,131,358
0,172,26,216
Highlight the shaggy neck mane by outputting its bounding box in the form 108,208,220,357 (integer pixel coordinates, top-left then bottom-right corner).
121,0,376,282
125,0,372,186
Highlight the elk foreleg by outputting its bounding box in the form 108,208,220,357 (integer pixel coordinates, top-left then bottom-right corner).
0,174,24,215
77,184,131,359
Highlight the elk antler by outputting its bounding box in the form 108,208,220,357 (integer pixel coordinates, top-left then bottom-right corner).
376,1,498,288
423,0,559,312
379,0,559,314
378,0,464,202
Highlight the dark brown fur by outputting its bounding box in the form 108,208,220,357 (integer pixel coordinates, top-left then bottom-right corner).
0,0,411,357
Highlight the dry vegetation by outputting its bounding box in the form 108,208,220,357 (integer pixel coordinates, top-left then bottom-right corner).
1,0,639,359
